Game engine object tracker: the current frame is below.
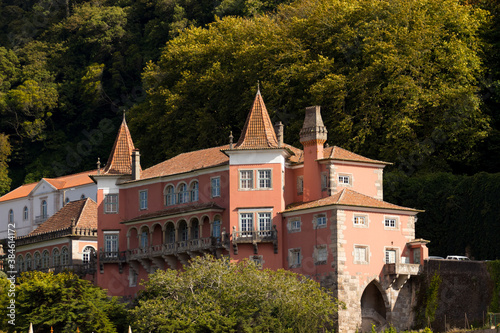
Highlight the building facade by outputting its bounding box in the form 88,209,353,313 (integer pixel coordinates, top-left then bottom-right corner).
0,171,96,239
94,91,428,331
15,198,98,280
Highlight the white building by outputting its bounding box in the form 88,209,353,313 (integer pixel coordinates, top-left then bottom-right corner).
0,170,97,239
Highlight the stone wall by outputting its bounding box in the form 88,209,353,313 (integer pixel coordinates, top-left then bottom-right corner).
417,260,493,331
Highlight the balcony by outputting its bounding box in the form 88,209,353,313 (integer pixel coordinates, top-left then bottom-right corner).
385,263,421,289
34,215,49,224
232,225,278,255
98,251,127,273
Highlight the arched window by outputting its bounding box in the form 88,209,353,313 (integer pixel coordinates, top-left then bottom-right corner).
42,250,49,269
140,229,149,249
165,185,176,206
41,200,48,218
179,221,188,242
34,252,41,269
82,246,95,264
23,206,28,221
25,254,32,270
17,255,24,272
61,247,69,266
212,218,221,239
52,248,60,267
8,209,13,223
165,223,175,244
65,197,70,205
191,181,199,202
178,183,189,204
191,220,199,240
81,194,85,199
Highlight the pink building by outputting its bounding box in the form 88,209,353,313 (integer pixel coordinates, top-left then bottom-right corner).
93,91,428,331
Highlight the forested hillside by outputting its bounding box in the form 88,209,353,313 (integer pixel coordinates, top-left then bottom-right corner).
0,0,499,258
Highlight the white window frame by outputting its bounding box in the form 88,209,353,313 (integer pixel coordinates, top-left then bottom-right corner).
239,170,254,189
353,215,368,227
258,212,272,231
354,245,369,264
384,216,399,229
140,230,149,248
314,214,327,229
178,183,189,204
212,219,221,238
385,248,397,264
338,174,351,186
41,200,48,218
288,248,302,268
104,194,119,214
315,245,328,265
239,213,254,236
191,181,199,202
288,218,301,233
211,177,221,198
61,247,70,266
257,169,272,189
139,190,148,210
165,185,176,206
104,233,119,257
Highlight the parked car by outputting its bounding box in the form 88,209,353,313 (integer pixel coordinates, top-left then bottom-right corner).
426,256,444,260
446,255,470,260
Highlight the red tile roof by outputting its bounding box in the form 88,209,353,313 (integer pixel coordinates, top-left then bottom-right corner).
0,170,96,203
284,188,421,213
26,198,97,237
122,202,225,223
140,145,230,180
234,90,279,149
103,115,137,175
322,146,389,165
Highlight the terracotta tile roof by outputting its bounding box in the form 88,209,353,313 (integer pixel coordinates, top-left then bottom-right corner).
26,198,97,237
234,90,279,149
322,146,389,165
122,202,225,223
103,116,137,175
140,145,230,180
0,170,96,203
284,188,421,213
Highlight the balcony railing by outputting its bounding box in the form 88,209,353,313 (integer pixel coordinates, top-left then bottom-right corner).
385,263,421,276
34,215,49,224
99,251,127,263
232,229,277,243
127,236,222,262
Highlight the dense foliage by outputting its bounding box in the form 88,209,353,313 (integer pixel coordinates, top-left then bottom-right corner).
130,255,339,332
0,271,127,333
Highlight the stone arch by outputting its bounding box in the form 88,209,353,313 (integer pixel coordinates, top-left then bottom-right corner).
128,227,139,249
190,217,200,239
151,223,163,245
178,220,188,241
360,280,389,332
164,221,176,244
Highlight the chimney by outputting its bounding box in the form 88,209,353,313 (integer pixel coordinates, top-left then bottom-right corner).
274,121,284,147
299,106,327,201
132,149,141,180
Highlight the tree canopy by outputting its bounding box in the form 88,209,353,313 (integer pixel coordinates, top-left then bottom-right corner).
0,271,127,333
130,255,339,332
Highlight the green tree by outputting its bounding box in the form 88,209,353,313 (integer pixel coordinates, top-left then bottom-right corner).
130,255,338,332
0,134,12,195
0,271,128,333
132,0,490,173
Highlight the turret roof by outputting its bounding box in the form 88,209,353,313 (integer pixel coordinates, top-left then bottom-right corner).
103,115,137,175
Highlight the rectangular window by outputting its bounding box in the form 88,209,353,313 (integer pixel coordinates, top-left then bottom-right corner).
139,190,148,210
211,177,221,197
240,213,253,236
258,212,272,231
413,248,421,264
385,217,397,228
354,215,366,226
250,255,263,269
258,170,272,189
104,194,118,214
315,214,327,228
354,246,368,264
240,170,253,189
385,250,396,264
289,219,301,232
338,175,350,185
289,248,301,268
104,233,119,257
321,172,328,191
297,176,303,195
316,246,328,264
